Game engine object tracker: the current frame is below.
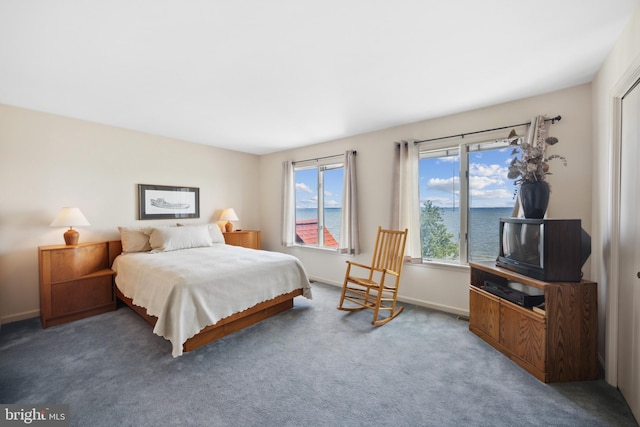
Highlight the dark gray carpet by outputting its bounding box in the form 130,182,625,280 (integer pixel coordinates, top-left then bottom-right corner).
1,282,637,427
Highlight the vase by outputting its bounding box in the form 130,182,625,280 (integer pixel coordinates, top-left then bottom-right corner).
519,181,550,219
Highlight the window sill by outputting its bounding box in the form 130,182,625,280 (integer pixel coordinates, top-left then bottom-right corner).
407,260,471,273
292,244,339,253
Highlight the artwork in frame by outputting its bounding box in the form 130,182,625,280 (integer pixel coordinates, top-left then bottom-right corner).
138,184,200,220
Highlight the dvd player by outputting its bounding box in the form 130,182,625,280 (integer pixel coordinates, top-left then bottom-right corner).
483,280,545,308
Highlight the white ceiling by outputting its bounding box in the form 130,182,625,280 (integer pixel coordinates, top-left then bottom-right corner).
1,1,638,155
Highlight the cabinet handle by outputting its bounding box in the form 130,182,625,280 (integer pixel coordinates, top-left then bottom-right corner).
637,272,640,279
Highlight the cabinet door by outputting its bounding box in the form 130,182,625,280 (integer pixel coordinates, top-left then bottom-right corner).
49,244,109,282
500,303,546,372
50,275,114,317
240,232,260,249
224,231,261,249
469,287,500,341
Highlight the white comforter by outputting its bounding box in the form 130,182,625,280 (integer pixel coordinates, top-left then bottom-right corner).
112,245,312,356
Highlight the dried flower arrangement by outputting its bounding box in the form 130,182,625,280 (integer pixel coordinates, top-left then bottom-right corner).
506,119,567,185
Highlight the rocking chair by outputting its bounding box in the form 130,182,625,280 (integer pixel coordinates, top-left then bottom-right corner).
337,226,408,325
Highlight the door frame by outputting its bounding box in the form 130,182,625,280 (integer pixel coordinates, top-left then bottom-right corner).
606,57,640,386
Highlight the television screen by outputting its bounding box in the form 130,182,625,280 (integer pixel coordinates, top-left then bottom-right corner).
497,218,589,282
502,222,543,268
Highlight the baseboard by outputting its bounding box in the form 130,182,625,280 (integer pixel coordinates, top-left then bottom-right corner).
308,275,341,287
308,275,470,318
1,309,40,325
398,296,469,317
598,352,606,380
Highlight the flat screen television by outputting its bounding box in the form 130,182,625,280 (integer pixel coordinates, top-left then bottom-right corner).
496,218,591,282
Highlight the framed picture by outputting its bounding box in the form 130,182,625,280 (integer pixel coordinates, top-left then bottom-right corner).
138,184,200,220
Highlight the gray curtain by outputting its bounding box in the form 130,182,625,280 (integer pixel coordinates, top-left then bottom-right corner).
392,141,422,261
338,150,360,255
281,160,295,246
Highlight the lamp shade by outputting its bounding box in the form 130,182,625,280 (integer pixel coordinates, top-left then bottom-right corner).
219,208,239,222
219,208,239,232
50,207,91,227
50,207,90,245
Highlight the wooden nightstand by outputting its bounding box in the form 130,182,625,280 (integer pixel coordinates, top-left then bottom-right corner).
223,230,261,249
38,241,116,328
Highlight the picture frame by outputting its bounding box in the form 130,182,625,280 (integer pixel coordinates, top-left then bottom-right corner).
138,184,200,220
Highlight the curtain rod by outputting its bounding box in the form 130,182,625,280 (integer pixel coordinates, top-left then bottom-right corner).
414,115,561,145
292,151,356,165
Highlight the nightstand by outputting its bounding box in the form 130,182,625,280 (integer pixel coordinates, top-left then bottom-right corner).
38,241,116,328
223,230,261,249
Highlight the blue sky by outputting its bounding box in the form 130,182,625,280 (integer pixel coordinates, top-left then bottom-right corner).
420,147,517,208
294,147,516,211
295,167,343,209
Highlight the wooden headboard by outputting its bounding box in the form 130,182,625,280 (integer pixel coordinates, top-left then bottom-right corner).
108,240,123,268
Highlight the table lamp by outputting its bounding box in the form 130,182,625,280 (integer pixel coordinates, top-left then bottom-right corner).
219,208,239,232
50,207,90,245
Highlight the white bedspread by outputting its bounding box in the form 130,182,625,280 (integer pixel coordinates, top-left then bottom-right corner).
112,245,312,356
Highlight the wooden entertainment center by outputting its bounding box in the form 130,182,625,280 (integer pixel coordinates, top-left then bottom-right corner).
469,261,598,383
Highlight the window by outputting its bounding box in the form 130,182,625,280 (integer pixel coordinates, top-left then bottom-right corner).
419,148,461,262
418,140,514,264
294,159,344,249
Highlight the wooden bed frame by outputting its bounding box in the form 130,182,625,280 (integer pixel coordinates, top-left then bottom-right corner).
107,240,304,353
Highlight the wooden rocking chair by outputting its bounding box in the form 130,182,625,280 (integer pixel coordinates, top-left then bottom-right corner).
337,226,408,325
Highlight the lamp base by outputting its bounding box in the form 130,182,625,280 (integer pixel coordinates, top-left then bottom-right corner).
64,228,80,245
225,221,234,232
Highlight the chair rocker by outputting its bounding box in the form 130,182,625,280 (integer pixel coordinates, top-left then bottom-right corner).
337,226,408,325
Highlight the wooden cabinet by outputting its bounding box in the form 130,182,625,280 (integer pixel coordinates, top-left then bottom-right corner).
223,230,261,249
39,242,116,328
469,261,598,383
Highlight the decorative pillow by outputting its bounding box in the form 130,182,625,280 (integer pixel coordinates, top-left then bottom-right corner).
208,223,225,244
118,227,152,253
176,223,226,244
148,225,213,252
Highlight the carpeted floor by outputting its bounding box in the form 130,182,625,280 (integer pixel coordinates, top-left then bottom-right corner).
1,281,637,427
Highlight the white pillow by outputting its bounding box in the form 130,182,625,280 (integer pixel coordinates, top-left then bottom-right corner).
176,223,225,244
208,223,225,244
148,225,213,252
118,227,152,253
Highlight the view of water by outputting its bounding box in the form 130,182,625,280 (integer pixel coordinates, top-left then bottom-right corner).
441,207,513,261
296,206,513,261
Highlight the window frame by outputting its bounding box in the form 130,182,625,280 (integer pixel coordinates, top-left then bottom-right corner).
293,156,344,250
418,137,513,265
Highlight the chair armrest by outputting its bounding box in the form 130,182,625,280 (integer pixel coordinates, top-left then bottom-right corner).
347,261,388,276
346,261,398,276
346,261,388,274
345,260,373,270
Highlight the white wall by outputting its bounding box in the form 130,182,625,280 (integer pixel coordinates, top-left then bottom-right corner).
591,6,640,383
0,104,261,324
0,84,598,330
259,84,594,316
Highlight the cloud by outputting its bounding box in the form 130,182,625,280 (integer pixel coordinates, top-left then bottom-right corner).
421,156,518,207
296,198,317,209
469,188,514,200
470,163,506,177
470,175,501,190
427,176,460,192
295,182,314,194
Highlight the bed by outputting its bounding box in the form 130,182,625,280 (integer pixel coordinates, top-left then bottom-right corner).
109,224,312,357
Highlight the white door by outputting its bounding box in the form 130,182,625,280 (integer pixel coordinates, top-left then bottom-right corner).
619,78,640,421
